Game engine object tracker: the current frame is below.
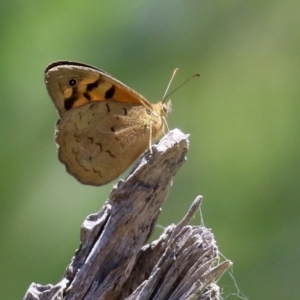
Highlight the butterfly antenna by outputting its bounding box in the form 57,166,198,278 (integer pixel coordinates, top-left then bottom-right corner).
162,68,179,102
163,73,200,101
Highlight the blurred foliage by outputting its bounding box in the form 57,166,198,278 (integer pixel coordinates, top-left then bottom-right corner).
0,1,299,299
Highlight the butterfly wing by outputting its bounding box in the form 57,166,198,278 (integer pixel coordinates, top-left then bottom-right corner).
45,61,152,117
56,100,163,185
46,61,170,185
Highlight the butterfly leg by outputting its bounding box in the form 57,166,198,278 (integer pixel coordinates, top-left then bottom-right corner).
149,121,153,154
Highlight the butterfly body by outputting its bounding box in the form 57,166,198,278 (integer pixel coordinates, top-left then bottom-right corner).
45,61,171,185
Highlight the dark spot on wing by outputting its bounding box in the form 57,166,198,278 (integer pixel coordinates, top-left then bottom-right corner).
68,78,77,87
105,85,115,99
84,92,91,101
106,103,110,113
96,143,103,152
114,136,124,147
105,150,116,158
123,108,127,115
64,92,78,110
90,103,97,110
94,168,103,178
86,78,101,91
110,126,115,132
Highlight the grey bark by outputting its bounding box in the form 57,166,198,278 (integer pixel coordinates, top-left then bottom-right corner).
24,129,232,300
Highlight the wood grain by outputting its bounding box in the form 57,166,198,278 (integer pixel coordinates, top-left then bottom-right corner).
24,129,231,300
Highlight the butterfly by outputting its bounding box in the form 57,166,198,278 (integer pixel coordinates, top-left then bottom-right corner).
45,61,171,186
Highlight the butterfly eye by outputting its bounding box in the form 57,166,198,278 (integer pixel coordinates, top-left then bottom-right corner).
162,104,168,114
68,78,77,87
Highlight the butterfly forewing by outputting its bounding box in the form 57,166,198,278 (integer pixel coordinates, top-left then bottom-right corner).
45,61,151,117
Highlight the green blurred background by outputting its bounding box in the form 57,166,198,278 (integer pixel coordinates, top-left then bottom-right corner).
1,1,299,299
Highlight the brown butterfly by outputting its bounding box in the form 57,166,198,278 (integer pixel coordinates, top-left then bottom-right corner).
45,61,171,186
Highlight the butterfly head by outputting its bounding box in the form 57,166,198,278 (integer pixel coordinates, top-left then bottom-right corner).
161,99,172,117
148,99,171,140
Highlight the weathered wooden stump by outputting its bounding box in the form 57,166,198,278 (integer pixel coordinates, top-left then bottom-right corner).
24,129,232,300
